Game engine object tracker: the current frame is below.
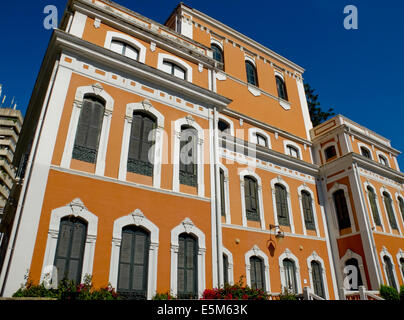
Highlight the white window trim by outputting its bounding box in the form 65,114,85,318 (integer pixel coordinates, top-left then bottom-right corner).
380,187,402,235
327,183,357,234
271,177,295,234
172,116,205,197
104,31,146,63
321,141,339,163
217,114,234,136
40,199,98,288
396,249,404,282
380,247,400,289
61,83,114,176
118,100,165,188
239,169,265,230
297,184,319,236
157,53,193,82
358,143,373,160
245,245,271,293
274,70,285,81
222,247,234,285
395,193,404,227
170,218,206,298
109,209,159,300
279,248,302,294
363,182,386,232
248,127,271,149
210,37,224,51
340,249,367,289
218,163,231,224
307,251,330,300
376,150,390,167
283,140,302,160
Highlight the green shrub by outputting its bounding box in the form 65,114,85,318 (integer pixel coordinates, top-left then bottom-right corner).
279,287,298,300
400,285,404,301
379,285,399,300
152,291,177,300
12,274,120,300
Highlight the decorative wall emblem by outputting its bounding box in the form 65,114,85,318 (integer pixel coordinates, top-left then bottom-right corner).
131,209,145,226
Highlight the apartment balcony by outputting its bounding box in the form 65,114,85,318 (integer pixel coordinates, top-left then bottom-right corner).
0,129,17,144
0,139,16,152
0,119,22,134
0,184,10,200
0,148,14,163
0,159,15,180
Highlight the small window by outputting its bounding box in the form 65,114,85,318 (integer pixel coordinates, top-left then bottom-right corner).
179,126,198,187
218,120,230,134
162,60,186,80
360,147,371,159
275,76,288,101
244,176,260,222
223,254,229,285
211,44,224,69
255,133,268,148
110,40,139,61
311,261,325,298
383,192,398,230
332,189,351,230
400,258,404,279
398,197,404,222
177,234,198,299
245,61,258,86
250,256,265,290
379,155,389,167
286,145,300,159
324,145,337,161
219,169,226,217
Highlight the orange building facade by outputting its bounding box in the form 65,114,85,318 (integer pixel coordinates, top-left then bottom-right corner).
0,0,402,300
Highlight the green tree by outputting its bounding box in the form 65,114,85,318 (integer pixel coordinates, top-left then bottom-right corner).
304,83,335,127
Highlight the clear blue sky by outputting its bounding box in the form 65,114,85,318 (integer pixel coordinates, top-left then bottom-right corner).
1,0,403,167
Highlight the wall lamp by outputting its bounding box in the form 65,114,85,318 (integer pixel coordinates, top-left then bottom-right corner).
269,224,285,241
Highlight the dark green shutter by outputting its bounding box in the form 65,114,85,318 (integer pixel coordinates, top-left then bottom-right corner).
302,191,315,230
220,169,226,217
384,256,397,290
117,227,150,299
127,112,155,177
367,187,381,226
250,257,264,290
311,261,325,298
283,259,298,293
177,234,198,299
244,177,259,222
54,217,87,285
223,254,229,285
73,97,105,163
399,198,404,222
276,184,290,226
383,192,398,230
179,127,198,187
333,190,351,230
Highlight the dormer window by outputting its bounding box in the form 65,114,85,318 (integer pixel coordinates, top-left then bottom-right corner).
110,40,139,61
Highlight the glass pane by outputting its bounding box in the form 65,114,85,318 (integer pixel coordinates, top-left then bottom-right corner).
174,66,186,79
111,40,124,54
125,45,139,60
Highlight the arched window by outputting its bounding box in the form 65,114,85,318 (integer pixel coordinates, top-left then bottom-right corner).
179,126,198,187
400,258,404,280
218,119,230,134
345,258,363,290
275,76,288,101
324,145,337,161
162,60,186,80
249,256,265,290
383,192,398,230
127,112,156,177
360,147,371,159
72,95,105,164
275,184,290,227
54,217,87,284
177,233,198,299
245,61,258,86
301,191,315,231
332,189,351,230
283,259,298,293
379,155,389,167
398,197,404,222
117,226,150,299
110,40,139,60
211,44,224,69
254,133,268,147
286,145,300,159
244,176,260,222
311,261,325,298
383,256,397,290
367,186,382,226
